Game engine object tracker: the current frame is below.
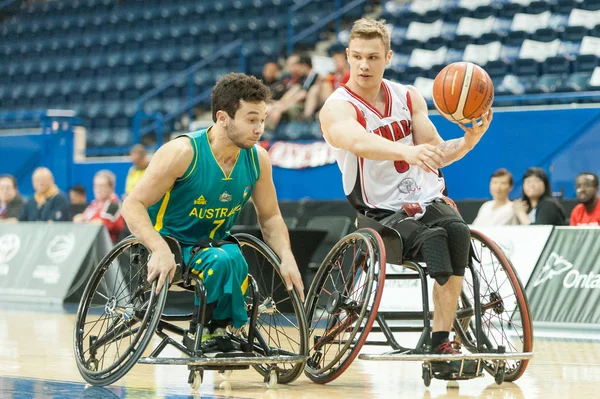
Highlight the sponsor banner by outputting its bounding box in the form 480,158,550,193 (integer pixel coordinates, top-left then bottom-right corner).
527,227,600,324
268,141,336,169
0,223,108,303
378,226,553,312
469,225,553,286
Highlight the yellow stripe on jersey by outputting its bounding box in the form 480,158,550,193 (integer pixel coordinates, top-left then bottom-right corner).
153,188,172,232
250,147,259,180
178,136,199,181
241,275,249,295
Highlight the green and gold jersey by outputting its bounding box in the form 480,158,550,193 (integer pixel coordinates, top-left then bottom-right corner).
148,128,260,245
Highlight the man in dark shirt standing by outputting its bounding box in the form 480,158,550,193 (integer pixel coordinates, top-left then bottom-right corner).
20,167,69,222
0,174,25,222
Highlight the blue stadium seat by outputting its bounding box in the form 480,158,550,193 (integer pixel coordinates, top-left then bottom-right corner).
471,5,496,19
424,36,446,50
561,26,589,42
556,71,593,92
496,3,523,19
543,56,572,75
528,74,567,94
511,58,541,76
581,0,600,11
526,1,551,14
485,60,511,78
478,32,503,45
534,28,559,42
504,30,529,46
573,54,599,72
552,0,579,14
446,7,470,23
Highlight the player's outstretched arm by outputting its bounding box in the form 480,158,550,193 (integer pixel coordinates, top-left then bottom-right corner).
122,138,193,293
409,86,493,167
320,99,443,171
251,146,304,301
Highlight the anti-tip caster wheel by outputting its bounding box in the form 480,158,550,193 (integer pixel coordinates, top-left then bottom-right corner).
422,363,432,387
219,370,232,380
495,363,506,385
189,369,203,391
265,369,278,389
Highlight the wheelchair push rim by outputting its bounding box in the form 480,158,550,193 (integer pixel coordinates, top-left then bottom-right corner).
454,229,533,382
235,233,309,385
73,237,168,386
304,228,386,384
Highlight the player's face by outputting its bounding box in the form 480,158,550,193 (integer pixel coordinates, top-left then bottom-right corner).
490,175,512,201
523,175,546,200
93,176,113,201
226,100,267,149
346,38,391,90
575,175,598,204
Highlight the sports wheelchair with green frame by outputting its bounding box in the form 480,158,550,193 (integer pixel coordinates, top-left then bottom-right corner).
303,214,533,386
73,233,308,390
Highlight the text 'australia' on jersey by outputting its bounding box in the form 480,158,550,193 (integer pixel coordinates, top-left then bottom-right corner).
324,79,445,213
148,128,260,245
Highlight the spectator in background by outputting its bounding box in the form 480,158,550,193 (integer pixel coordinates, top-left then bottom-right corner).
570,172,600,226
124,144,149,197
266,53,323,130
0,174,25,222
262,60,286,101
74,170,124,242
320,43,350,105
472,168,515,226
20,167,69,222
513,167,566,226
68,184,88,221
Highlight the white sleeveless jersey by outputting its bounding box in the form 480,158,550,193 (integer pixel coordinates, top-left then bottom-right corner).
324,79,446,214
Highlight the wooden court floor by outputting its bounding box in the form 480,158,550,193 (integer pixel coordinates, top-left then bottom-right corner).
1,306,599,399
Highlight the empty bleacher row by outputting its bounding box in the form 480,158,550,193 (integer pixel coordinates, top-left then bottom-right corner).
0,0,365,149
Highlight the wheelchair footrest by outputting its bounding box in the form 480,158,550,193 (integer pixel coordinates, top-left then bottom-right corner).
358,352,533,361
139,354,307,366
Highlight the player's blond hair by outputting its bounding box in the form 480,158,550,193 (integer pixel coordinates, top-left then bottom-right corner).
349,18,391,53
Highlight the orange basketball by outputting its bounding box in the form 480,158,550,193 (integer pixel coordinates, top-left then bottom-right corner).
432,62,494,124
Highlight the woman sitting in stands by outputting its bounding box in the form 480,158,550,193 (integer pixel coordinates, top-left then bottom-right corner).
513,167,566,226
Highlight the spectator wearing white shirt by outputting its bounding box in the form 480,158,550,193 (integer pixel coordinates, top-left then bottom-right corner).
472,168,516,226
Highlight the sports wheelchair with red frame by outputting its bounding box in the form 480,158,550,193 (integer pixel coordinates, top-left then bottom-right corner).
303,214,533,386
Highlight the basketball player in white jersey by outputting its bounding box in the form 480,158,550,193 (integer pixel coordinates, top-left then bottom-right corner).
319,18,493,377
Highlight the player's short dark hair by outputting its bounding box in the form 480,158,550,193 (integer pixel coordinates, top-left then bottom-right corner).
0,174,17,189
70,184,86,196
577,172,599,188
211,73,272,122
491,168,513,186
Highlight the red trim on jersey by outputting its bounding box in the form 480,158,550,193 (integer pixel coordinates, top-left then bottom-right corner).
382,82,392,117
406,90,413,115
349,102,367,128
341,82,391,119
359,157,377,209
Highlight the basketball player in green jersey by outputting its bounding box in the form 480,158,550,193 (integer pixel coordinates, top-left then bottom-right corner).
122,73,304,349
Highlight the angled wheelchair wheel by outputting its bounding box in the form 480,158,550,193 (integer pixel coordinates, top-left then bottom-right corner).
73,237,168,386
234,233,308,385
454,229,533,382
304,228,386,384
